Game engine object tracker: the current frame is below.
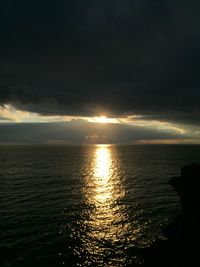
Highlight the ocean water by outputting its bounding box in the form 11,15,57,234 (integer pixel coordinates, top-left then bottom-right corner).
1,144,200,267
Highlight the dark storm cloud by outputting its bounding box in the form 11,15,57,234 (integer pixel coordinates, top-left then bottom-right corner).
0,0,200,123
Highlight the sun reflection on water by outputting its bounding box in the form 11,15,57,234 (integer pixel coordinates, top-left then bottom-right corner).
93,145,114,204
63,146,154,266
77,145,136,266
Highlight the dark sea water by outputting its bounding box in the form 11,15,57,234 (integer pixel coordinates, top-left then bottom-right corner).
1,144,200,267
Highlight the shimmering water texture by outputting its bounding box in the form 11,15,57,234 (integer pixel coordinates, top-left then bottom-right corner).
69,145,145,266
1,145,200,267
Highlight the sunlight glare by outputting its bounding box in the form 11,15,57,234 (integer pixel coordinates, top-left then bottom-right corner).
77,145,138,266
94,146,113,203
88,116,119,124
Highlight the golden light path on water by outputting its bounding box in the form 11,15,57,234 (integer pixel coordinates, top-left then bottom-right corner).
93,145,115,204
74,145,145,267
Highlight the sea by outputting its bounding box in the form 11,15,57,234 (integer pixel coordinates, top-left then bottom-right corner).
1,144,200,267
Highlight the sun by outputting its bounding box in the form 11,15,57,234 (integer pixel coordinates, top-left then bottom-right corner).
88,116,119,124
96,116,109,123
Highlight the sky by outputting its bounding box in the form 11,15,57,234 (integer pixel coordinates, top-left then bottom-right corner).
0,0,200,144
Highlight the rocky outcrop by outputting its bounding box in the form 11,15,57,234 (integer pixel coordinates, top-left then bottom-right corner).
137,163,200,267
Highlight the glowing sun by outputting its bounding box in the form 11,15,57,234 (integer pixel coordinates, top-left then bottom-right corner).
88,116,119,124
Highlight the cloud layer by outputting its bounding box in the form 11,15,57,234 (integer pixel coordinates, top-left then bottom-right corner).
0,1,200,126
0,120,191,144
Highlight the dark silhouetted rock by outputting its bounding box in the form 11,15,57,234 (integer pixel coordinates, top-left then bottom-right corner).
133,163,200,267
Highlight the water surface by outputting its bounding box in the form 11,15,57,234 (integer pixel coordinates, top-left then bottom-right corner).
1,145,200,266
